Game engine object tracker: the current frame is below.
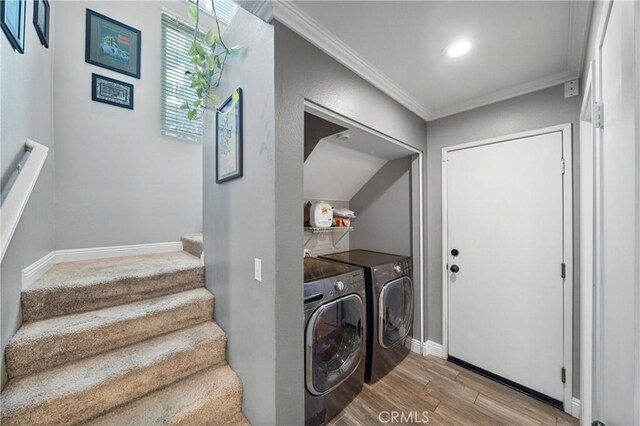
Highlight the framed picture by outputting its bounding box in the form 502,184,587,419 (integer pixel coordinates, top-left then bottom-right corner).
33,0,49,47
216,88,243,184
85,9,141,79
1,0,26,53
91,73,134,109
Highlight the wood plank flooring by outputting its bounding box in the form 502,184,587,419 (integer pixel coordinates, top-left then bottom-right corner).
328,353,578,425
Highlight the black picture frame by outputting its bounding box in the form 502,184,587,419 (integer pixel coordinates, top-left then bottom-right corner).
85,9,141,79
33,0,49,47
91,73,134,110
216,88,243,184
1,0,26,53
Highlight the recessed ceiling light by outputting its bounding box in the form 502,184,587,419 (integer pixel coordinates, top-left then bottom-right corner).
445,40,472,58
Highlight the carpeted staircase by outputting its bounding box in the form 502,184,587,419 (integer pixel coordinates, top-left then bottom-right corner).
181,234,203,258
0,246,246,425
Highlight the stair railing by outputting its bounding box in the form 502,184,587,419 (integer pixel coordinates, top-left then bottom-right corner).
1,139,49,262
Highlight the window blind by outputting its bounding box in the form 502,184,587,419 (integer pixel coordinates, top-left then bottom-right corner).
160,14,208,142
189,0,239,25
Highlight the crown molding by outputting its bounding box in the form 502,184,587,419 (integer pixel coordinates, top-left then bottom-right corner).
272,1,433,121
272,1,590,122
567,0,593,75
429,70,578,120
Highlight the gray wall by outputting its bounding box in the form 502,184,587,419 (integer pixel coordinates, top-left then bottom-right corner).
53,1,203,249
274,22,427,424
426,83,581,396
350,157,420,330
0,0,56,389
203,9,277,425
303,112,345,161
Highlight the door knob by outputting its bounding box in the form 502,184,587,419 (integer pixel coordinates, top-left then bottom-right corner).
450,265,460,273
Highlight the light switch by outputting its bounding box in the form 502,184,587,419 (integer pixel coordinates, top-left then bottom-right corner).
254,258,262,282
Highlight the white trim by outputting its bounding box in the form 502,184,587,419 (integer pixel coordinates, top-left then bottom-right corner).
273,1,431,120
424,340,444,358
572,398,582,419
593,3,640,424
579,60,595,426
1,139,49,262
303,100,426,357
21,251,56,290
21,242,183,290
567,1,593,76
406,337,423,354
441,124,574,415
272,2,591,122
429,71,578,120
406,338,444,359
55,242,183,263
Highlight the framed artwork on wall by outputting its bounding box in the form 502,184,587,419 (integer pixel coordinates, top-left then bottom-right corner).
85,9,141,79
216,88,243,184
1,0,26,53
91,73,134,109
33,0,49,47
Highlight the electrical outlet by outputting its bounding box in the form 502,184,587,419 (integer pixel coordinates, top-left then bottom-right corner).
564,79,579,98
254,258,262,282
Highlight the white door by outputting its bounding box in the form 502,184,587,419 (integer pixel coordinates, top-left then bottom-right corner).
446,130,568,403
594,1,639,424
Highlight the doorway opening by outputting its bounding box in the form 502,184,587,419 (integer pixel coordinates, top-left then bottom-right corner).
303,100,426,353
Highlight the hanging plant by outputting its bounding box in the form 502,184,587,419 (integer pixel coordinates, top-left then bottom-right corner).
181,0,241,120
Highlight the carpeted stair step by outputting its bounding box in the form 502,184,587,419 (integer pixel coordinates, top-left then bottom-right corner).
181,234,203,258
22,251,204,321
88,364,246,425
0,321,226,426
6,288,214,379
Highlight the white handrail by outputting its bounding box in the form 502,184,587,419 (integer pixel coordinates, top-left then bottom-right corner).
1,139,49,262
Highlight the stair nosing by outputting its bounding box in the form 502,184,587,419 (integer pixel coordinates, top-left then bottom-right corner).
6,288,215,378
1,321,227,425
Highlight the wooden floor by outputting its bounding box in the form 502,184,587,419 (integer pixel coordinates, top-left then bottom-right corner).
329,353,578,425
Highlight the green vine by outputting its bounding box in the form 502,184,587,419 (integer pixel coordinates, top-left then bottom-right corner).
181,0,241,120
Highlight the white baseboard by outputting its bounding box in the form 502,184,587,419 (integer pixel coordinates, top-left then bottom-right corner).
55,242,183,263
571,397,581,419
406,338,444,358
406,337,423,354
22,251,56,290
22,242,183,290
425,340,444,357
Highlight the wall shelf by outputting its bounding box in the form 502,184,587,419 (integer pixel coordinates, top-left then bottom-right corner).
304,226,353,246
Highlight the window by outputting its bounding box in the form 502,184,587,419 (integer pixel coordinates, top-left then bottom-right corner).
161,14,206,142
189,0,239,25
161,2,238,142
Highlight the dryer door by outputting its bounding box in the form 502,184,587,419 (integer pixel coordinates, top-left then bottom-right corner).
378,276,413,349
306,294,365,396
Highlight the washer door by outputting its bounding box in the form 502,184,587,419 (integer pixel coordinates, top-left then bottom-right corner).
306,294,365,396
378,276,413,349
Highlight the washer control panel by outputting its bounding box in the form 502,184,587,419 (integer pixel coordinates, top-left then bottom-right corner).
325,270,364,299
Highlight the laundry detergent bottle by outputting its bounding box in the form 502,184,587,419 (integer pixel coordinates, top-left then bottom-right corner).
310,201,333,228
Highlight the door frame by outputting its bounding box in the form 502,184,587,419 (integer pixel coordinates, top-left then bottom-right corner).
579,60,596,425
592,2,640,424
441,124,574,414
304,100,427,355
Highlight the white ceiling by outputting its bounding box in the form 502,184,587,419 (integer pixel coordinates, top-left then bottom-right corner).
273,1,592,121
304,122,413,201
304,140,388,201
